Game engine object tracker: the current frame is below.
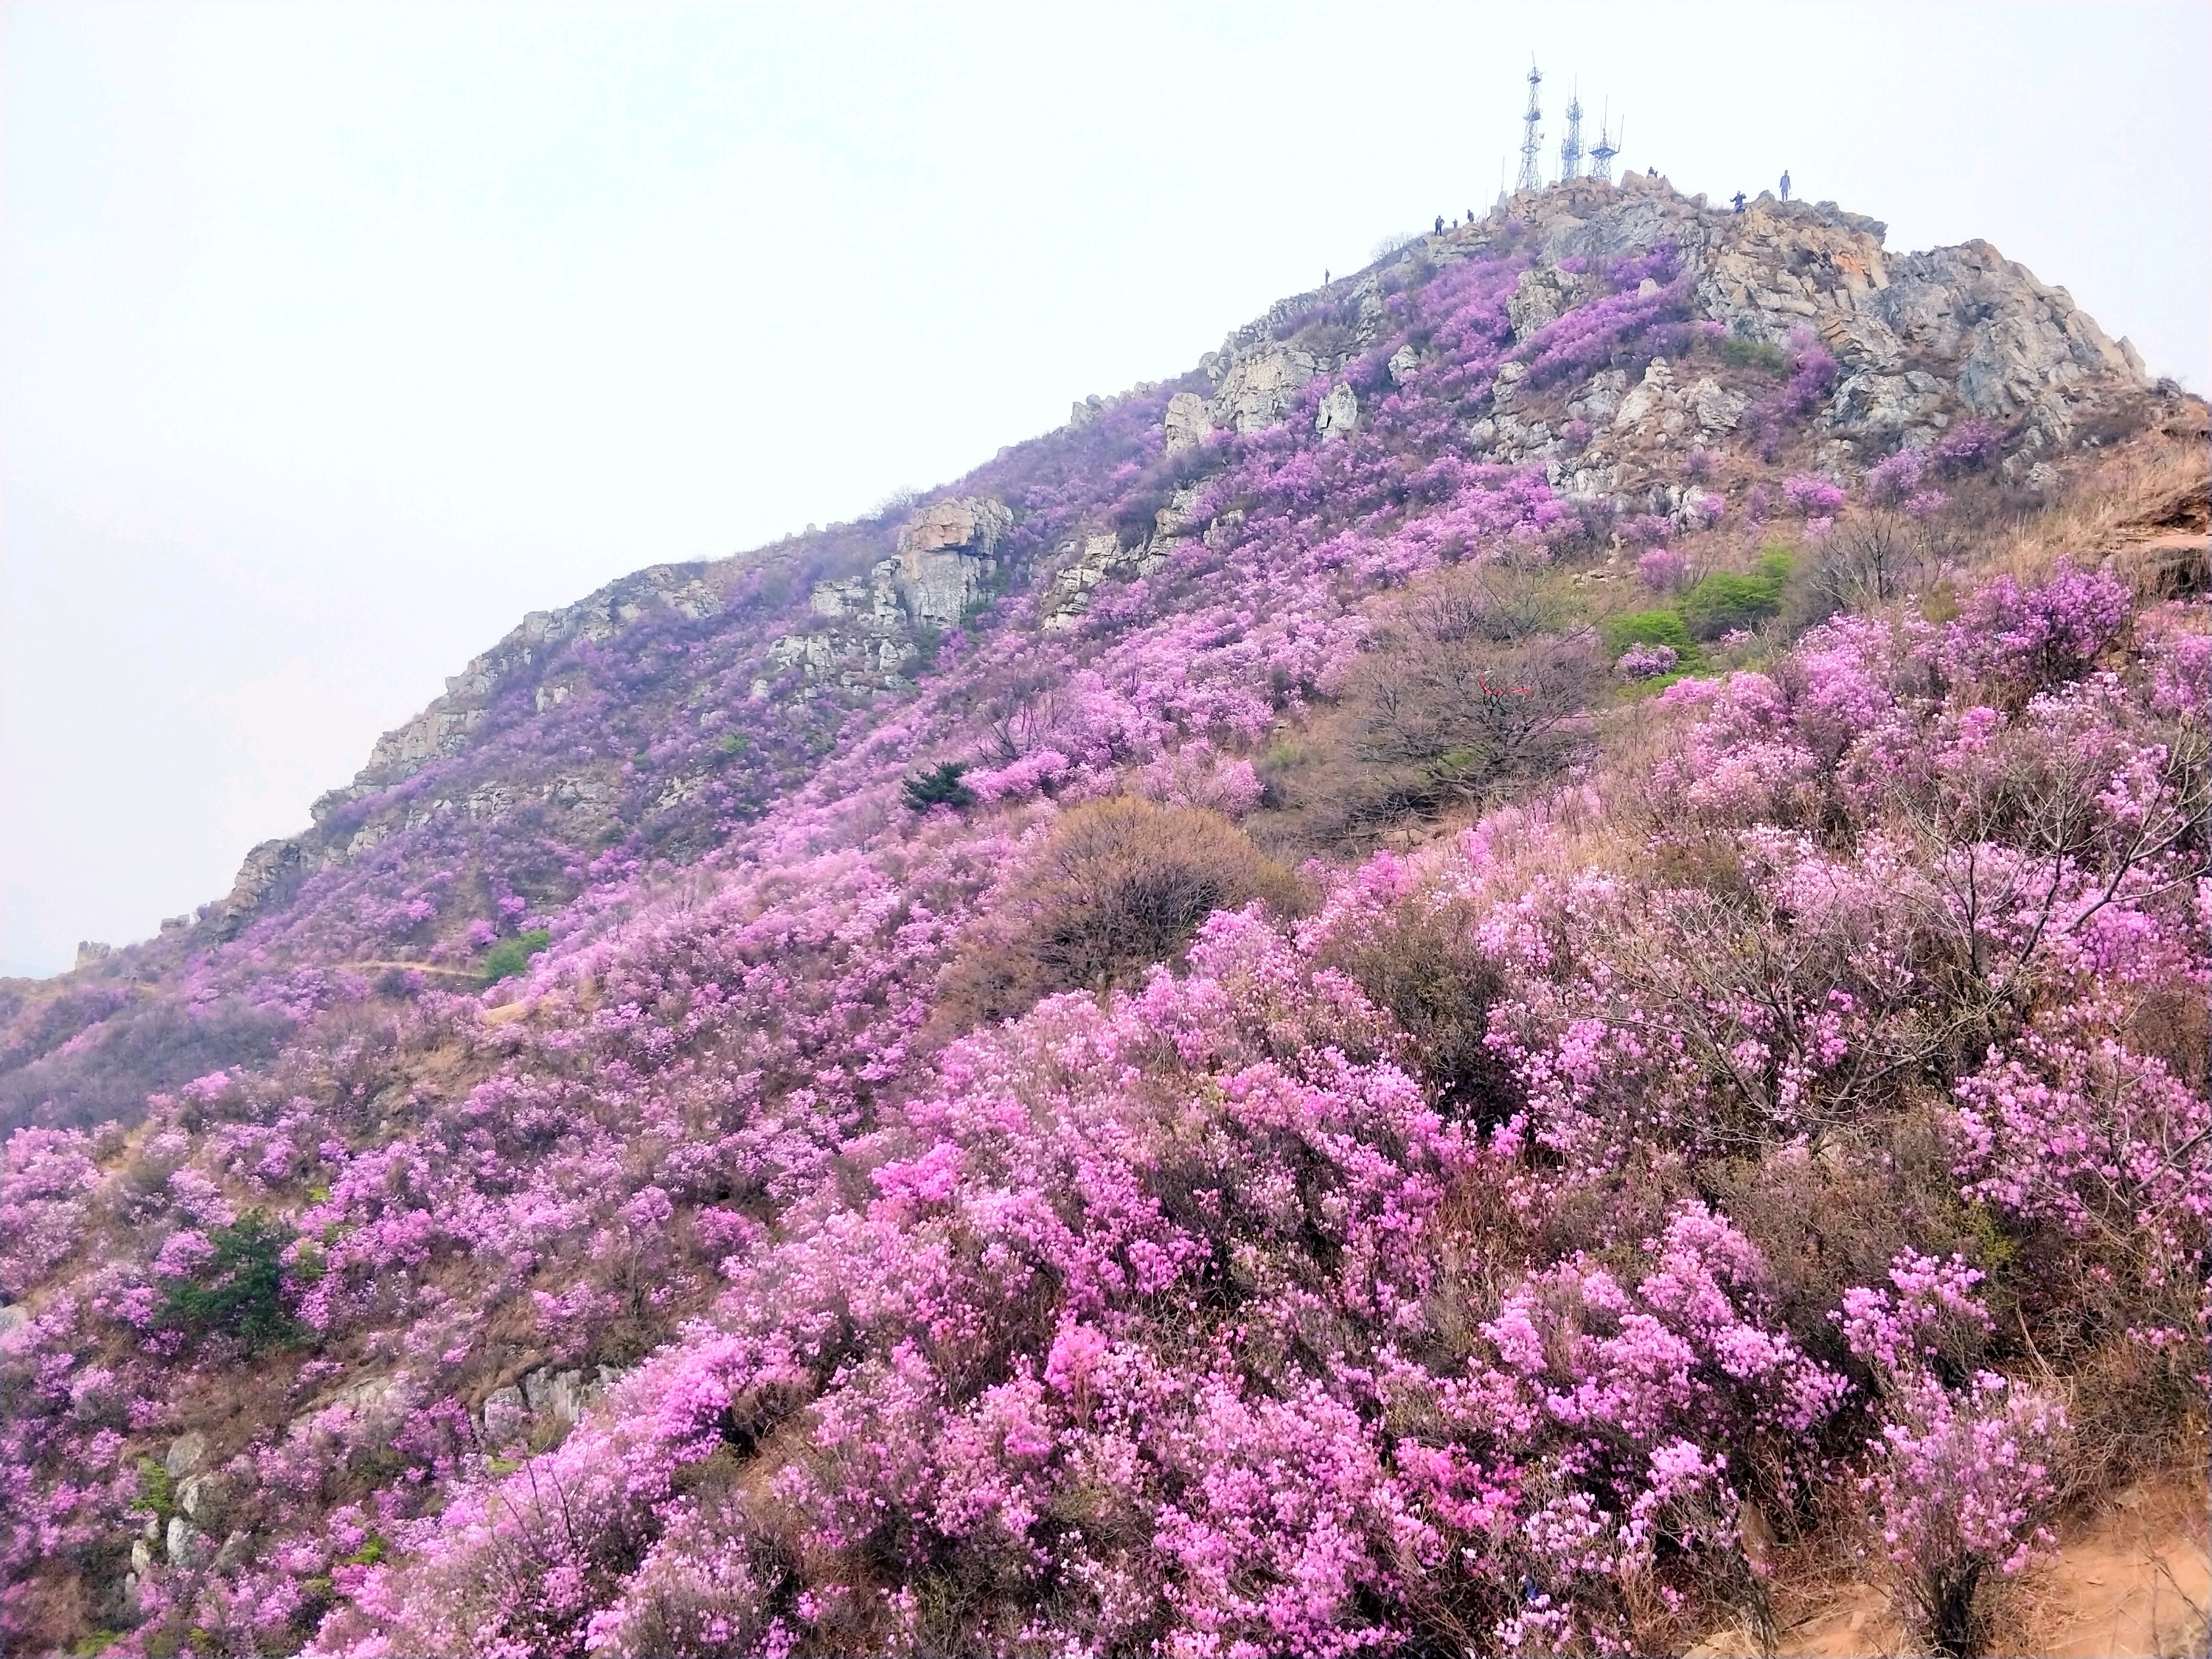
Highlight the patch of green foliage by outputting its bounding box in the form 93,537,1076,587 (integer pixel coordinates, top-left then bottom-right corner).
900,761,975,813
482,928,552,984
1599,608,1698,660
911,624,945,672
337,1534,387,1568
1680,550,1793,640
1717,335,1788,373
718,731,751,757
136,1456,175,1521
155,1210,308,1354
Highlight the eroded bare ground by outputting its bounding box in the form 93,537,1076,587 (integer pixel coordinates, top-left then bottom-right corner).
1695,1472,2210,1658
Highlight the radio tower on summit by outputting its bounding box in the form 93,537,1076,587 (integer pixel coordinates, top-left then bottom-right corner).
1559,87,1585,182
1514,59,1545,194
1589,102,1621,184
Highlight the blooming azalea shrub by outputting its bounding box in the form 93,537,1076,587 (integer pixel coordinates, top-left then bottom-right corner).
0,202,2202,1659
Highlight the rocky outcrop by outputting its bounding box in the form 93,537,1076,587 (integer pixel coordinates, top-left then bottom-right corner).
894,497,1011,627
349,563,724,793
1470,173,2147,453
1043,532,1169,632
1208,344,1321,434
1164,392,1214,454
1865,241,2146,440
763,497,1012,687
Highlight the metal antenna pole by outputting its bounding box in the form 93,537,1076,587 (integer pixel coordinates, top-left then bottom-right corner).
1589,104,1619,184
1559,85,1585,182
1515,58,1545,193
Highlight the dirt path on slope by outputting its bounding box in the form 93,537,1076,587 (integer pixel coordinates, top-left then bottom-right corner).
1692,1473,2208,1658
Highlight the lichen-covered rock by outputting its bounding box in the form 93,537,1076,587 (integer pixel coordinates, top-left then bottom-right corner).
1164,391,1213,453
1208,344,1319,433
1315,382,1359,440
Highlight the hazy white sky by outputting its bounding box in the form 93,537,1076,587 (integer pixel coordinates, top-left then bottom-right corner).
4,1,2207,975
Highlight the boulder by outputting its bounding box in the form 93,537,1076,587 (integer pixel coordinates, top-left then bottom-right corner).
165,1514,204,1568
1687,377,1748,435
164,1432,207,1481
1315,383,1359,441
1613,359,1680,433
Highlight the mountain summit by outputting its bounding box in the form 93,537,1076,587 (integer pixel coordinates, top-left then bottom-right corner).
3,173,2205,1658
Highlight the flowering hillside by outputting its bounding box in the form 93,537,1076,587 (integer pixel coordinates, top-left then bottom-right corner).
3,173,2206,1658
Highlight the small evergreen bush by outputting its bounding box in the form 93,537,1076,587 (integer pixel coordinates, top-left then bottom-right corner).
1601,608,1697,659
1718,335,1788,374
155,1211,307,1354
900,762,975,813
482,929,552,984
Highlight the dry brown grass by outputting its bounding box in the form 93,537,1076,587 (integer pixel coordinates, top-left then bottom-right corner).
1997,408,2209,597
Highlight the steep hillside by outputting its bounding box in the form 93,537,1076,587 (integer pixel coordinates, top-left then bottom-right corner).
2,173,2205,1658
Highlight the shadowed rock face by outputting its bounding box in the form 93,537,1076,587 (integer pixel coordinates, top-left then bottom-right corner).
894,496,1011,627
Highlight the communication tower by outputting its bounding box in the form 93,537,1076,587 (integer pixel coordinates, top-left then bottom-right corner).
1514,60,1545,194
1588,105,1621,184
1559,88,1585,182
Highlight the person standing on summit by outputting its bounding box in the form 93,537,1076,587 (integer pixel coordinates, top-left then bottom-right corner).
1780,169,1792,201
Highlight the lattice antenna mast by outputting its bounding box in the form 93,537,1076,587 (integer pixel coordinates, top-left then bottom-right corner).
1559,86,1585,182
1589,102,1620,184
1514,59,1545,194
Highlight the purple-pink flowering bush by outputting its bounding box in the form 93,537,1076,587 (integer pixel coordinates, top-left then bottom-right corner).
1944,557,2132,694
1935,419,2007,475
1865,447,1928,506
1616,643,1680,680
1638,548,1691,592
0,207,2202,1658
1783,473,1847,517
1864,1372,2065,1655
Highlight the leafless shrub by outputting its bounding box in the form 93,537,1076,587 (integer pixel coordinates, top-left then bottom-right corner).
1810,512,1935,614
937,799,1304,1029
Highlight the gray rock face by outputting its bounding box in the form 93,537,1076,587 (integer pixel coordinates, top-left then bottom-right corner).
1613,359,1678,433
1507,267,1582,341
1827,369,1947,437
894,497,1011,628
1164,392,1214,454
177,1471,224,1521
766,497,1011,686
1687,377,1748,435
1858,241,2143,439
1208,344,1320,433
1043,532,1167,632
72,941,114,970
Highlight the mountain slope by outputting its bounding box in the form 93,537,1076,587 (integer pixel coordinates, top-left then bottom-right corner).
1,173,2205,1658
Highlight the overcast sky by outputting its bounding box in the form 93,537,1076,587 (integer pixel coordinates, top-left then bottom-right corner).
3,1,2207,976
